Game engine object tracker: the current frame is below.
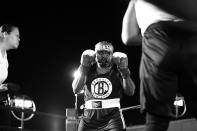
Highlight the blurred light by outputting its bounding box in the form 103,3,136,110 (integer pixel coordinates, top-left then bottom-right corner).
174,99,184,106
14,99,33,109
80,104,84,109
79,89,84,94
50,118,60,131
73,69,81,78
173,95,187,118
10,95,36,121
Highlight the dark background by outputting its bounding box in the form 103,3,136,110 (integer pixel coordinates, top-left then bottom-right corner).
1,0,197,131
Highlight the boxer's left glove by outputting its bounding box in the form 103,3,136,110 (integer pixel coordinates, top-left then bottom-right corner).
112,52,130,79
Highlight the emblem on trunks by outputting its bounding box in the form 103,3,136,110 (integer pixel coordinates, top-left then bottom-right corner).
91,78,112,98
92,101,102,108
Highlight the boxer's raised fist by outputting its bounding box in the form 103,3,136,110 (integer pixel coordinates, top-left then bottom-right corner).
112,52,128,68
80,49,95,67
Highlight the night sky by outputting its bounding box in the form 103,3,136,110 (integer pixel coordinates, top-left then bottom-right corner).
2,0,197,131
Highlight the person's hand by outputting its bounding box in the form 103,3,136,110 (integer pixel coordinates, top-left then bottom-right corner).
0,84,8,92
112,52,128,68
113,52,130,79
80,49,95,67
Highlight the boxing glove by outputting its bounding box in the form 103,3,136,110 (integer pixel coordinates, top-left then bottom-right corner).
113,52,130,78
112,52,128,68
80,49,95,67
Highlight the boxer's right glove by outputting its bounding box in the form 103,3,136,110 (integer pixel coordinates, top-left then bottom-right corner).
79,49,95,74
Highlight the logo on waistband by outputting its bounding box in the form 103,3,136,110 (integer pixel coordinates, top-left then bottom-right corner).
91,78,112,98
92,101,102,108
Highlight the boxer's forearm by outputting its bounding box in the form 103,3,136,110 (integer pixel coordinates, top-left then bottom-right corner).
122,76,136,96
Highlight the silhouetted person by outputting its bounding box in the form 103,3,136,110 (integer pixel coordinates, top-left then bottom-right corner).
121,0,197,131
0,24,20,131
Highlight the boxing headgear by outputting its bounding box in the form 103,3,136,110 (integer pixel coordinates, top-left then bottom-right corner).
95,41,114,68
95,41,114,53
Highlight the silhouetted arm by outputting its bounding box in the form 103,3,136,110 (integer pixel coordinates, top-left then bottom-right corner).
145,0,197,22
121,0,142,46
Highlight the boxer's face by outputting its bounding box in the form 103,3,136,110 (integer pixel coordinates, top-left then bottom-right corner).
96,50,113,68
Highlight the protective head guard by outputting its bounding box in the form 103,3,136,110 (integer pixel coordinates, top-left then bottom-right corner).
95,41,114,68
